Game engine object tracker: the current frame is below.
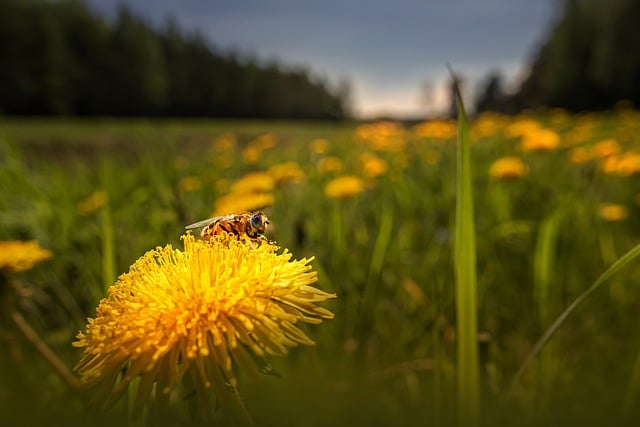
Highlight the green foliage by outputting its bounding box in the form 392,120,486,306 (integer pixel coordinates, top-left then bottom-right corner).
2,114,640,425
0,0,349,119
516,0,640,110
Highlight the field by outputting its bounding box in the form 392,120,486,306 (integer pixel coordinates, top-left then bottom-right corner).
2,110,640,426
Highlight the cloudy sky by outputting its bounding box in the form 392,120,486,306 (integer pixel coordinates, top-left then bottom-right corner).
86,0,558,118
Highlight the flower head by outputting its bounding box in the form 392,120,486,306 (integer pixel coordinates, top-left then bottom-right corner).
324,175,365,199
213,192,274,216
0,241,52,272
74,233,334,413
599,203,628,222
489,156,528,180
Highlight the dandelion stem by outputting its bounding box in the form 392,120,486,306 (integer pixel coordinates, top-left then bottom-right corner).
10,309,82,392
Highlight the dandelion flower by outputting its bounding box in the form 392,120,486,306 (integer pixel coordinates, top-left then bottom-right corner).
178,176,202,193
520,128,560,152
309,138,330,154
489,157,528,180
599,203,628,222
74,233,335,414
0,241,52,272
359,152,388,178
267,162,306,185
317,156,344,174
324,175,365,199
77,191,108,216
230,172,275,194
213,192,274,216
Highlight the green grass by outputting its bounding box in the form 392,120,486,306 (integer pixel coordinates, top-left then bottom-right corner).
2,112,640,426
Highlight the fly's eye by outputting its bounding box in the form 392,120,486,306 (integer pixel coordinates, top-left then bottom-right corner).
250,213,263,229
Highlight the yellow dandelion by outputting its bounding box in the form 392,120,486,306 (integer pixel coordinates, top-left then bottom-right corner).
413,120,456,140
317,156,344,174
73,233,335,414
178,176,202,193
213,192,274,216
568,146,592,164
324,175,365,199
520,128,560,152
359,152,388,178
599,203,628,222
505,118,541,138
77,191,108,216
489,157,528,180
592,139,621,159
0,241,52,272
615,152,640,176
242,146,262,164
267,162,306,185
212,132,238,152
309,138,330,154
230,172,275,194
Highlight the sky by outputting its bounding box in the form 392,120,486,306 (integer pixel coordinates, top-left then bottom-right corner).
86,0,558,118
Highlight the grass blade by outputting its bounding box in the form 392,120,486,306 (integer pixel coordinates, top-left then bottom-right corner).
512,242,640,389
451,71,479,426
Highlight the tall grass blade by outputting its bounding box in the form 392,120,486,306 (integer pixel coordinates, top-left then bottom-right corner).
532,209,564,403
451,70,479,427
512,242,640,389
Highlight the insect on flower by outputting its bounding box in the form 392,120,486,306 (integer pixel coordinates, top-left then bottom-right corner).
186,211,271,243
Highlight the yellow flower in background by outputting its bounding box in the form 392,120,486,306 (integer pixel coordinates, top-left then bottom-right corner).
567,146,592,164
212,132,238,152
520,128,560,152
614,152,640,176
230,172,275,194
413,120,456,140
267,161,306,185
470,113,508,140
0,241,52,272
505,117,541,138
213,192,274,216
324,175,365,199
77,191,108,216
599,203,628,222
242,133,277,164
317,156,344,174
592,139,621,159
359,152,388,178
178,176,202,193
355,121,407,151
309,138,330,154
73,233,335,414
489,156,528,180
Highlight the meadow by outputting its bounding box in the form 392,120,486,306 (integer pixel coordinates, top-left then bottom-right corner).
2,110,640,426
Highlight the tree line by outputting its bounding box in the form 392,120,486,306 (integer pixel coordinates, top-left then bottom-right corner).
0,0,349,119
475,0,640,113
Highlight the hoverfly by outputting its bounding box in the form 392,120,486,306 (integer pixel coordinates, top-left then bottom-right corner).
185,211,270,243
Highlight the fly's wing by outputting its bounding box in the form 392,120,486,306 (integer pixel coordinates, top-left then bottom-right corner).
185,214,234,230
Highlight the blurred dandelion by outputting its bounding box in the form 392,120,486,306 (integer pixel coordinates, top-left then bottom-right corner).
73,233,335,417
599,203,628,222
230,172,275,194
178,176,202,193
77,191,108,216
267,162,306,186
213,192,274,216
324,175,365,199
489,156,528,180
359,152,388,178
567,146,592,164
317,156,344,174
0,241,52,272
413,119,456,140
309,138,330,154
520,128,560,152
